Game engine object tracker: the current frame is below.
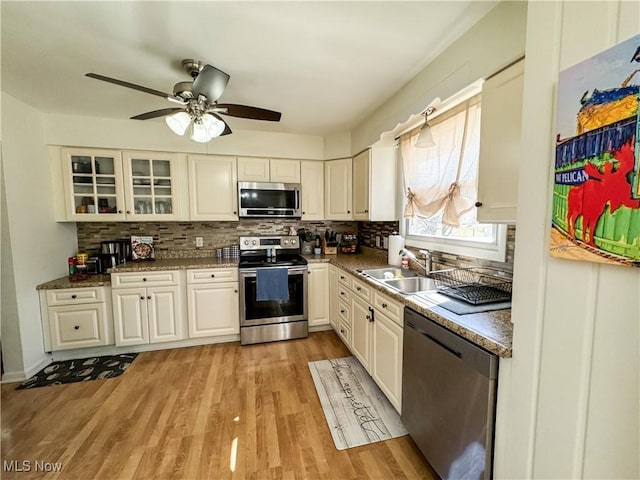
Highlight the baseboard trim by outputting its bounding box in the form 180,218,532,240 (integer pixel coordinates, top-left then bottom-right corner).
1,354,52,384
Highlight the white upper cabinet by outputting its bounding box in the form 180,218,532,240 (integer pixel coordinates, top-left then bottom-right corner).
300,161,324,220
60,147,126,221
324,158,353,220
237,157,301,183
122,151,186,221
477,59,525,224
188,155,238,221
270,159,301,183
353,147,398,221
58,148,186,221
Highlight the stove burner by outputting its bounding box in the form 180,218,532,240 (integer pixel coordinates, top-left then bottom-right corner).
238,254,308,269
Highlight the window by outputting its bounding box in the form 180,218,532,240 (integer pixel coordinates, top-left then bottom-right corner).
399,93,507,261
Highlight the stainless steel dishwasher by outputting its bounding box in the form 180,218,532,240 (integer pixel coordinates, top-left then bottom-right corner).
402,307,498,480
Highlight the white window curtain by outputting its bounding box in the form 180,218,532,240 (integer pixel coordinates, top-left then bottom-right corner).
400,95,482,227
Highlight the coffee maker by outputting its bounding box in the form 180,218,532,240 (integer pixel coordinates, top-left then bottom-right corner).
100,239,131,266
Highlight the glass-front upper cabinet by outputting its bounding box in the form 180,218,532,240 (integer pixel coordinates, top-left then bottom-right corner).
61,148,126,221
122,151,181,220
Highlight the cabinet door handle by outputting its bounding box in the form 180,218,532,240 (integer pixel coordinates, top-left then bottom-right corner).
475,201,483,207
368,306,375,322
147,296,151,300
71,294,77,299
74,325,80,330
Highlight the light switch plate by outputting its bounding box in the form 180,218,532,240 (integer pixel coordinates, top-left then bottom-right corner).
195,237,204,248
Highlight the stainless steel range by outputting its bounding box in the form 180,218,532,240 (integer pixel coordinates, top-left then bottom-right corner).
238,235,308,345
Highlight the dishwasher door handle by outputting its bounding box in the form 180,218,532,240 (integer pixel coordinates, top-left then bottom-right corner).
423,332,462,359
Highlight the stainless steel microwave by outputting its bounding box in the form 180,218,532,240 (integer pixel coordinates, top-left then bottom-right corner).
238,182,302,218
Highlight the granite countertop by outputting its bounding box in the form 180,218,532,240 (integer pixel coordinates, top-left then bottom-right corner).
309,252,513,358
36,251,512,357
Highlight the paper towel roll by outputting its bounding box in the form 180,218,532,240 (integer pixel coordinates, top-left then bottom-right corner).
388,235,405,266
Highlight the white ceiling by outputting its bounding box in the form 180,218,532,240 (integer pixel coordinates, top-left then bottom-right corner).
1,1,496,136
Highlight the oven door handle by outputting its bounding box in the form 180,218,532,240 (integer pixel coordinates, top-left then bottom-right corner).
240,267,308,277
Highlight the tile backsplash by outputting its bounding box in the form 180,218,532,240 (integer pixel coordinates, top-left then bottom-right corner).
76,220,357,259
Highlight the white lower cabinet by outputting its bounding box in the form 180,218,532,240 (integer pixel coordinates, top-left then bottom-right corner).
308,263,330,328
186,268,239,338
112,271,183,347
372,307,404,412
351,296,373,371
330,268,404,412
40,286,113,351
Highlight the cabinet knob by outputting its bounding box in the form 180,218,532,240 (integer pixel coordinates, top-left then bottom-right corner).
142,278,147,281
364,209,369,213
475,201,483,207
340,329,345,334
340,276,345,280
382,303,387,308
233,211,237,215
308,271,311,275
71,294,77,299
302,211,306,215
356,286,361,291
147,295,151,300
366,315,370,320
211,274,215,278
126,210,131,214
347,210,351,214
118,210,123,214
234,289,238,293
340,310,345,314
74,325,80,330
140,296,145,300
340,291,345,296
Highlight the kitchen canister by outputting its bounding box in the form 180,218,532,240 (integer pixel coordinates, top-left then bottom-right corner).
388,234,405,266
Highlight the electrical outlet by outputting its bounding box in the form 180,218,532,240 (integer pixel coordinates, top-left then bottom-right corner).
195,237,204,248
375,235,381,248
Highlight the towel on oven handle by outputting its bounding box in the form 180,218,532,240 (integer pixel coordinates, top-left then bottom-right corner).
256,268,290,301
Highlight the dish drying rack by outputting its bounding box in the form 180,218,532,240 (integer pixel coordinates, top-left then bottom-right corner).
429,267,512,305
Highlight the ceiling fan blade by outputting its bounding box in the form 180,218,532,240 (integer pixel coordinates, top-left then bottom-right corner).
86,73,173,99
215,104,281,122
192,65,230,102
209,113,232,136
130,108,186,120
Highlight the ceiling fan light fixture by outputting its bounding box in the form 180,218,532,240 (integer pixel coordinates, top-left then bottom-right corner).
165,111,191,136
202,113,225,138
190,118,212,143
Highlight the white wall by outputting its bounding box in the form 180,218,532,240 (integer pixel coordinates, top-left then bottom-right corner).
1,93,77,380
351,1,527,154
44,114,325,160
494,2,639,478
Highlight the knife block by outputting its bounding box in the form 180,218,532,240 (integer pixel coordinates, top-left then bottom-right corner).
322,239,337,255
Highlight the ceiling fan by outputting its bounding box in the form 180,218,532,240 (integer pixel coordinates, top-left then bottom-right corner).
86,59,282,142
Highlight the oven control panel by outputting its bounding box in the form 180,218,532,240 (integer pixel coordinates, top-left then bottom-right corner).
239,235,299,250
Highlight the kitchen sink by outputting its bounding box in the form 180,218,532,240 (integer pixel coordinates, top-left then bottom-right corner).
360,267,419,280
382,276,438,294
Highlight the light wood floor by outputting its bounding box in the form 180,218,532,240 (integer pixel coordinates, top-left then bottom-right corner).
1,331,437,479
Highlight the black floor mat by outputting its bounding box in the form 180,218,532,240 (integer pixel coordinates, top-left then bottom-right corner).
16,353,137,390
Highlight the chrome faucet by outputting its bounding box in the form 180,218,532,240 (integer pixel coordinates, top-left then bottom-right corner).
399,248,433,275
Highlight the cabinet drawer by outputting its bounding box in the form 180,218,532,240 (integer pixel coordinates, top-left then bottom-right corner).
48,303,108,350
187,268,238,284
46,287,103,306
351,278,371,302
337,299,351,327
337,285,352,303
373,291,403,326
337,319,351,346
337,270,352,289
112,271,179,288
